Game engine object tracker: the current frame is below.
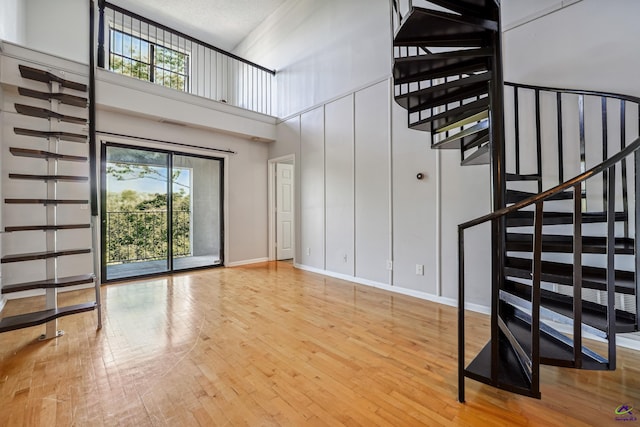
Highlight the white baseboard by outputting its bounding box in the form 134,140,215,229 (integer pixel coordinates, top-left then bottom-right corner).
293,263,491,315
226,257,269,267
293,263,640,351
0,295,6,314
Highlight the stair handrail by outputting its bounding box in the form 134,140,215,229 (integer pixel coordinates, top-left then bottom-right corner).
505,81,640,105
458,135,640,402
460,136,640,230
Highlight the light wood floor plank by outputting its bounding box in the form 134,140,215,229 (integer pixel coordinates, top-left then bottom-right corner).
0,261,639,426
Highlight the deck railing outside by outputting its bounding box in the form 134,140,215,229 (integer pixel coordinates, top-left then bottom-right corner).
98,2,276,116
106,209,191,264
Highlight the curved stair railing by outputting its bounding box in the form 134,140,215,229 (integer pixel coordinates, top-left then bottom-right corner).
459,135,640,401
390,0,640,402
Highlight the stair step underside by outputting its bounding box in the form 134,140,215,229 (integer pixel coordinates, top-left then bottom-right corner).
506,233,635,255
464,330,538,398
506,211,627,227
433,120,488,149
504,303,609,370
15,104,87,125
14,127,87,143
397,80,490,114
394,55,489,85
409,97,489,132
503,280,637,334
0,302,96,334
424,0,500,18
461,143,490,166
505,256,635,294
506,189,574,204
1,249,91,264
394,32,487,48
8,174,88,182
2,274,95,294
19,64,87,92
18,87,87,108
4,224,90,232
394,7,497,46
5,199,88,205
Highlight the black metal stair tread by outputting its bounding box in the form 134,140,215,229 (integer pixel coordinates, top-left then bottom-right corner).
19,64,88,92
504,256,635,294
1,249,91,263
409,97,489,132
14,104,87,125
464,333,537,397
506,233,635,255
502,305,608,370
394,7,497,48
8,174,88,182
14,128,87,143
396,72,491,111
394,33,487,48
0,302,96,334
503,280,637,333
18,87,87,107
461,143,490,166
5,199,88,205
9,147,87,162
2,274,95,294
394,56,489,85
506,189,574,204
506,211,627,227
506,173,542,182
4,224,90,232
432,120,488,149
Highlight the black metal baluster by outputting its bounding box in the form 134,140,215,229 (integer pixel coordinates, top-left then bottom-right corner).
602,97,608,212
458,226,465,403
573,184,583,368
531,202,543,397
621,101,629,238
579,95,586,210
535,90,542,193
557,92,564,184
514,86,520,175
606,164,616,369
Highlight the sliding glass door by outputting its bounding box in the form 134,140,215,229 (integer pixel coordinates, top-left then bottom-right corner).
102,144,223,281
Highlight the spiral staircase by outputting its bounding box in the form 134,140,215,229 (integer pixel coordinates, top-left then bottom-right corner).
391,0,640,400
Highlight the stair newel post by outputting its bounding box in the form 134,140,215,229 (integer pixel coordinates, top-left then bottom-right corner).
458,225,466,403
488,6,506,386
90,0,102,329
573,184,583,368
606,164,617,369
636,148,640,330
531,202,543,397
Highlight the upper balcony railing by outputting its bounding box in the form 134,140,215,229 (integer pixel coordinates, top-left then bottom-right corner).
97,1,276,116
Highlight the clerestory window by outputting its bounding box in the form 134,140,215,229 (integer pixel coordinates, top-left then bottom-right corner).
108,28,190,92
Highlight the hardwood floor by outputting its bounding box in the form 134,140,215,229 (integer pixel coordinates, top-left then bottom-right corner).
0,261,638,426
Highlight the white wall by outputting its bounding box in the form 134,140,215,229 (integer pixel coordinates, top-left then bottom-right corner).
0,0,26,44
235,0,392,118
503,0,640,98
25,0,89,64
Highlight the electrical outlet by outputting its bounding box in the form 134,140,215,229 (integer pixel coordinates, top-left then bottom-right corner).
386,260,393,271
343,254,348,263
306,247,311,256
416,264,424,275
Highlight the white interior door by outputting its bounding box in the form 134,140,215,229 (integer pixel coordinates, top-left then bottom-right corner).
276,163,294,260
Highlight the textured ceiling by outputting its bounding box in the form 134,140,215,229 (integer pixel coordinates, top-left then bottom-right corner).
109,0,288,51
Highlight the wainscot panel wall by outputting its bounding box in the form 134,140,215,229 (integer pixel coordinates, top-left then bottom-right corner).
354,81,391,285
299,107,325,269
325,95,355,276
